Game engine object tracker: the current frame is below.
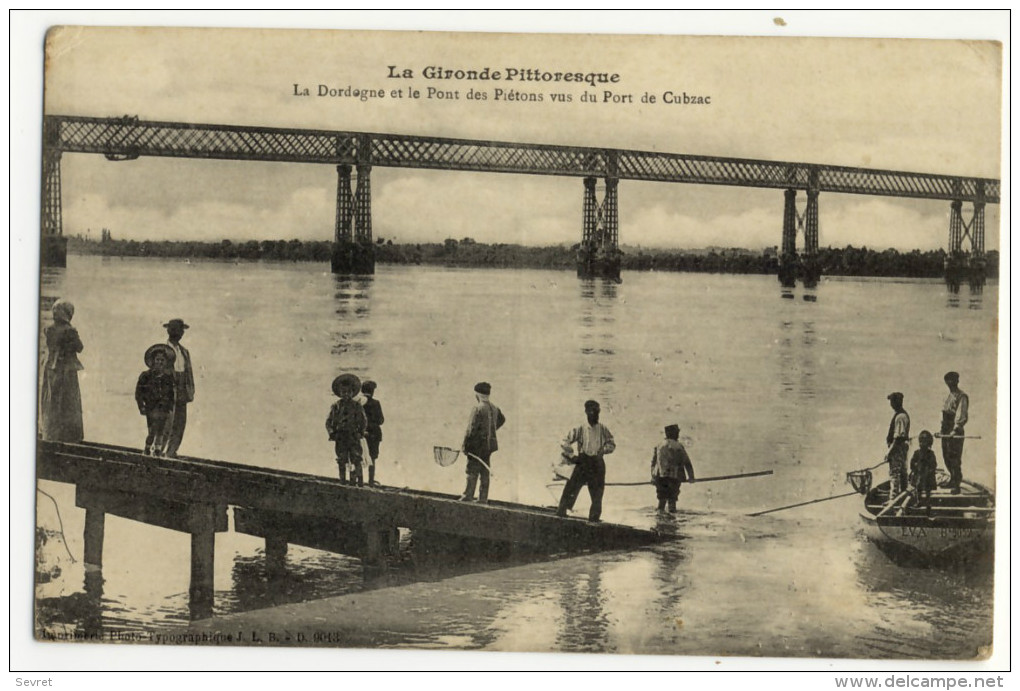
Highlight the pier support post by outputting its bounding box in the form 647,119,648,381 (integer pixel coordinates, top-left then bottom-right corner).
779,189,798,287
41,120,66,268
265,534,288,577
188,504,217,620
82,508,105,569
801,186,821,288
331,140,375,275
577,172,621,281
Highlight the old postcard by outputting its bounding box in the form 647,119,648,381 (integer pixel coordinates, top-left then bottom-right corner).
17,14,1007,673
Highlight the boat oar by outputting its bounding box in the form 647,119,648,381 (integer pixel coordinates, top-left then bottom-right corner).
933,434,982,440
876,490,912,518
748,490,858,517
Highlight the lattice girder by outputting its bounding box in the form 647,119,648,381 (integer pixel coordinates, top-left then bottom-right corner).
46,115,999,204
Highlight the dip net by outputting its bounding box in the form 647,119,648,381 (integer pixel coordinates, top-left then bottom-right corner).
846,469,872,495
433,446,461,467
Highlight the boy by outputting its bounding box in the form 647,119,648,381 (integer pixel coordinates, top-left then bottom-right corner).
361,380,384,486
327,373,367,486
909,430,938,516
650,424,695,513
135,344,177,456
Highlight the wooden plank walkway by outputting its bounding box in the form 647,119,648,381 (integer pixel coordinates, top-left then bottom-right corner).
36,440,668,618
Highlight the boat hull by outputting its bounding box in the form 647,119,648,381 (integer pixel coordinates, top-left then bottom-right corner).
858,479,994,558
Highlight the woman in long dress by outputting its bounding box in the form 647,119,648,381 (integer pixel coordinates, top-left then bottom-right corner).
39,300,84,442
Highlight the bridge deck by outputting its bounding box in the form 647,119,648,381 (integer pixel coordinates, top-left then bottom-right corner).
44,115,999,203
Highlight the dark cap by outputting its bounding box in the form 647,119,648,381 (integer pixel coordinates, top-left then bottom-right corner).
361,380,377,394
144,343,176,369
584,399,600,410
163,318,190,330
664,424,680,437
944,371,960,383
474,382,491,395
332,373,362,397
918,430,934,444
887,392,904,403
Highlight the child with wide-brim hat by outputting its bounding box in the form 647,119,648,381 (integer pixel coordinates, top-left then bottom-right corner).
326,373,367,485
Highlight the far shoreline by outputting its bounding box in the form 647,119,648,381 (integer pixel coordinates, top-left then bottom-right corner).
64,236,1000,281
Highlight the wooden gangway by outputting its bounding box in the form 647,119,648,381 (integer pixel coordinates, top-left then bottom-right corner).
36,440,667,618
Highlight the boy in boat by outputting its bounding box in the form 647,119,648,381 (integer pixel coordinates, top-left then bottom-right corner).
650,424,695,513
135,344,177,456
909,430,938,516
327,373,367,485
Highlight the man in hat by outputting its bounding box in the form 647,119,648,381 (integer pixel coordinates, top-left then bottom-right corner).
557,400,615,522
650,424,695,513
460,382,506,503
164,318,195,457
885,392,910,499
940,371,969,494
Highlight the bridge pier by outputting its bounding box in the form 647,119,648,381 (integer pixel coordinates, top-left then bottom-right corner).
331,158,375,275
577,176,621,280
945,189,986,289
41,122,66,267
778,184,821,288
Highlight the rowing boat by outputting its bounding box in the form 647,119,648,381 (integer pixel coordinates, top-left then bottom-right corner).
858,478,994,559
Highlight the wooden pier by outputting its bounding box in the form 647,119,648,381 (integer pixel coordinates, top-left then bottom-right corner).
36,440,667,619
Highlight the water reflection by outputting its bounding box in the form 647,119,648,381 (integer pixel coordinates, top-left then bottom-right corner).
851,536,994,659
554,561,610,652
577,279,618,396
331,275,374,374
777,320,818,399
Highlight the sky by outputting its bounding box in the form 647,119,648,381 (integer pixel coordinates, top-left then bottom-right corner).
33,18,1004,252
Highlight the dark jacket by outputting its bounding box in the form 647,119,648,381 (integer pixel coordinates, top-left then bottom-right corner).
136,369,177,416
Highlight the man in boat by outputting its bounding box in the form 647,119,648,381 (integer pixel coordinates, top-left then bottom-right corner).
885,392,910,501
650,424,695,513
556,399,616,522
459,382,506,504
940,371,969,495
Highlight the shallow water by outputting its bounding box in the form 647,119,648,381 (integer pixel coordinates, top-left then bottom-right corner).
34,257,998,658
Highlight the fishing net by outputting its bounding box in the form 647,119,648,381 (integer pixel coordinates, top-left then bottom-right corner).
846,469,872,495
433,446,461,467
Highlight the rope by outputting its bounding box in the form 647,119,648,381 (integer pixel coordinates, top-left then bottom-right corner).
36,488,78,564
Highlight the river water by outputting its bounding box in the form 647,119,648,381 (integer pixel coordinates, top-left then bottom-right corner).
34,256,998,660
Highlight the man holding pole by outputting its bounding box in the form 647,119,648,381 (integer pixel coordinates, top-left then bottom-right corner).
650,424,695,513
459,382,505,504
885,392,911,500
940,371,969,494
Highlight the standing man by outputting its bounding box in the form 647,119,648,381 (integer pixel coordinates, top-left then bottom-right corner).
885,392,910,500
164,318,195,458
940,371,969,494
361,380,384,486
557,400,616,522
650,424,695,513
460,382,505,503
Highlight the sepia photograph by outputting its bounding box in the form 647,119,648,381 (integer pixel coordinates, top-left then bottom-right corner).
13,10,1009,677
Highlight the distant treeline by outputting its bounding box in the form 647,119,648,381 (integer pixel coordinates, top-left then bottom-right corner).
67,236,999,279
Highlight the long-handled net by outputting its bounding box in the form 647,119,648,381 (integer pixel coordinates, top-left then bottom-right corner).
433,446,461,467
433,446,494,476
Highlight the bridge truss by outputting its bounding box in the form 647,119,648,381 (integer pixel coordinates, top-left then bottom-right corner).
42,115,1000,280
